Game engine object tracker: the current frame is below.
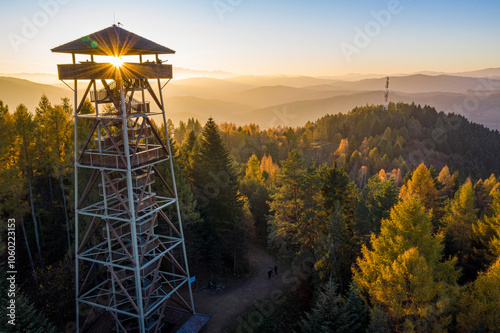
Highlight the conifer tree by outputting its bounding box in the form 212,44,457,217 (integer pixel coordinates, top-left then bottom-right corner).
0,268,57,332
399,162,441,227
240,155,270,246
191,118,246,273
354,197,459,331
314,205,353,288
14,104,43,268
321,163,358,222
473,190,500,265
355,174,399,242
474,179,492,217
437,165,459,199
300,281,343,333
156,124,205,265
442,179,478,268
300,281,368,333
457,257,500,332
268,150,307,258
268,150,323,260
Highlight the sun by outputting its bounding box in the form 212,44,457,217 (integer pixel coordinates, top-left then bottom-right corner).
110,56,123,67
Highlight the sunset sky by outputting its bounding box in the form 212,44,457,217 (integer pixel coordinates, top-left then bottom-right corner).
1,0,499,77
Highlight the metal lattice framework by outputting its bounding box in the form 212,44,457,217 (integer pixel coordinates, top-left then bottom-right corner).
53,25,207,333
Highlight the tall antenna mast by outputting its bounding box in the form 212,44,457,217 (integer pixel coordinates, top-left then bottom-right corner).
384,76,389,111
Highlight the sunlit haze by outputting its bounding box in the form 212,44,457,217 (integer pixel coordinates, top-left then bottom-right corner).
1,0,499,76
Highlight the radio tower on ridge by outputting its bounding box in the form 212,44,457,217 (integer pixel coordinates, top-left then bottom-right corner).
384,76,390,111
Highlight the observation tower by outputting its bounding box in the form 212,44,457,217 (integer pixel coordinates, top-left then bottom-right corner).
52,25,208,332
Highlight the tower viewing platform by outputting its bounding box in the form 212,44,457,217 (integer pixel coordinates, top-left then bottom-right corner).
53,25,209,333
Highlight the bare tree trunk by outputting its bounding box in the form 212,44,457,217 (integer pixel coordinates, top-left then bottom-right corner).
17,194,38,286
55,112,72,262
27,171,43,268
59,164,72,263
48,174,54,203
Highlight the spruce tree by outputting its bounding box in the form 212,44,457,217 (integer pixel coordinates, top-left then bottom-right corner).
156,124,204,265
191,118,246,273
268,150,323,261
321,163,358,222
300,281,369,333
354,174,399,242
314,205,353,288
0,268,57,332
268,150,306,258
300,281,343,333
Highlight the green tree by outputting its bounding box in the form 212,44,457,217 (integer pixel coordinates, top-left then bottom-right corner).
354,174,399,242
46,100,73,260
474,179,492,217
268,150,324,260
300,281,368,333
155,126,205,266
473,190,500,266
0,268,57,332
456,257,500,332
268,150,306,258
191,118,246,273
354,198,459,332
442,179,478,269
14,104,43,268
179,129,199,178
314,205,354,288
321,163,358,222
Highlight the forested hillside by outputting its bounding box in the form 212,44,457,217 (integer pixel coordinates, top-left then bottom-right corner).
1,96,500,331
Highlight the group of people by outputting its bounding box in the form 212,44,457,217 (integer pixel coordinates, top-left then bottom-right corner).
267,265,278,279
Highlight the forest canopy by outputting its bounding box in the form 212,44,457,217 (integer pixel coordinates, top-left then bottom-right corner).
1,97,500,332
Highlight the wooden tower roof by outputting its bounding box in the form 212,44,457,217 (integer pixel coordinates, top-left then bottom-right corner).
51,25,175,56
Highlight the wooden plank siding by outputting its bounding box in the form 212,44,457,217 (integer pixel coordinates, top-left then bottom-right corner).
58,62,173,80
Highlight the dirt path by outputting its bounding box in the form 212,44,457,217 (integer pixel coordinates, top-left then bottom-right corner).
193,243,285,333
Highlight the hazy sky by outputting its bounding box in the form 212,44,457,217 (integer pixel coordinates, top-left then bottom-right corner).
1,0,499,76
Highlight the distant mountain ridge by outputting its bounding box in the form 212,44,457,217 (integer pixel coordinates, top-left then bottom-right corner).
1,69,499,131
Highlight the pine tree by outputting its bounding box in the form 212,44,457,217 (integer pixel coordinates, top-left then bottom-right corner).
300,281,343,333
337,285,369,333
0,268,57,332
354,197,459,331
268,150,307,258
156,124,205,265
300,281,369,333
321,163,358,222
314,206,350,283
268,150,323,261
191,118,246,273
354,174,399,242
